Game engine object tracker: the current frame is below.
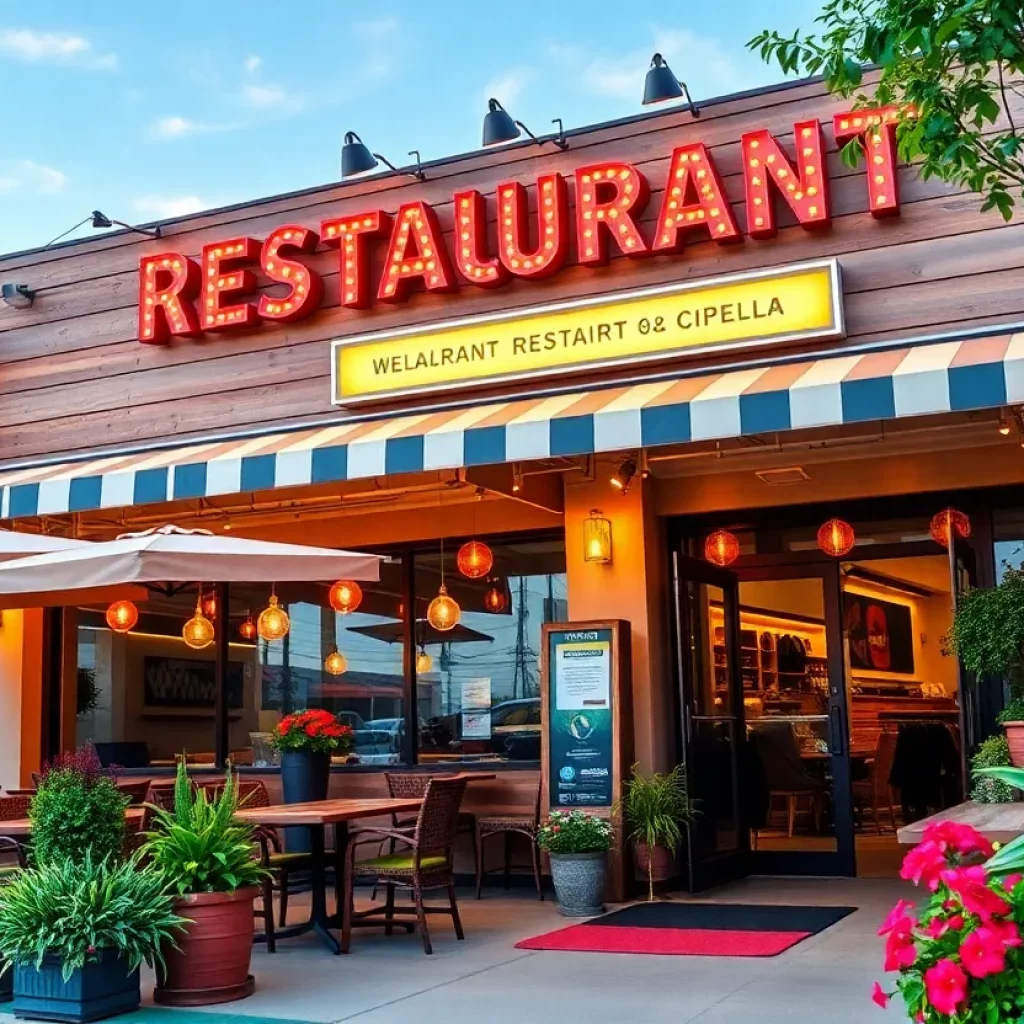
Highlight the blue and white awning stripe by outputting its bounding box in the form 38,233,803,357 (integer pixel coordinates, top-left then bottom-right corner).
2,330,1021,521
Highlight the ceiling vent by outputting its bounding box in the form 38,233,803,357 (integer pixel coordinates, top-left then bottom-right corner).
755,466,810,485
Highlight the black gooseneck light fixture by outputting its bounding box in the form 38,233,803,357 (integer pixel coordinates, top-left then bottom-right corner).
481,99,568,150
642,53,700,116
0,284,35,309
45,211,161,247
340,132,426,181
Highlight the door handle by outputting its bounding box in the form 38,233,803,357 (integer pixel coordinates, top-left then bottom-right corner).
829,706,844,757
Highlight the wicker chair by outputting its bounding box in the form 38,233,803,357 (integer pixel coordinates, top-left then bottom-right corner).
474,780,543,899
0,795,33,822
341,777,468,955
147,780,176,810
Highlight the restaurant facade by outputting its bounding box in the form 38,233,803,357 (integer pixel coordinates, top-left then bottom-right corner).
1,71,1023,886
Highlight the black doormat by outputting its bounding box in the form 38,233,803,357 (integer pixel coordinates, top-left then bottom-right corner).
589,902,857,932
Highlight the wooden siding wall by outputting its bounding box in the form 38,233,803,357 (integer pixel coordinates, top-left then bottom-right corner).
2,78,1022,466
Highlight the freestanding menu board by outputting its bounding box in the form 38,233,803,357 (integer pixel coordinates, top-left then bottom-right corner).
541,620,633,901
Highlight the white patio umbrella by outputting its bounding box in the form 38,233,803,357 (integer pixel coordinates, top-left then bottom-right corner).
0,529,89,563
0,525,380,608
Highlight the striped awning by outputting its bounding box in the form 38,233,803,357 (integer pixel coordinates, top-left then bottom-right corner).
2,329,1021,521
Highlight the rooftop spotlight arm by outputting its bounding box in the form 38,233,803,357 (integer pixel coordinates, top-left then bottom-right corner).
550,118,569,150
680,82,700,118
373,151,427,181
44,216,92,248
110,219,162,239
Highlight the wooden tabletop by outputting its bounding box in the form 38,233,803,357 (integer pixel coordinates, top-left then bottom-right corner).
0,807,146,838
898,801,1024,846
235,797,422,827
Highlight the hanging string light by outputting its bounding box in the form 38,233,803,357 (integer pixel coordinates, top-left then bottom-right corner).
817,518,856,557
182,594,215,650
238,613,257,641
483,579,508,613
258,587,291,642
930,508,971,548
416,648,433,674
457,539,493,579
704,529,740,567
329,580,363,614
324,649,348,676
427,537,460,632
105,600,139,633
201,590,218,620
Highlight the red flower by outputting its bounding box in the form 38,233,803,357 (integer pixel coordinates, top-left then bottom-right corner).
923,959,968,1017
879,899,916,936
960,925,1008,979
552,825,561,833
921,821,994,859
1003,873,1024,891
925,914,964,939
989,918,1022,948
305,724,319,737
884,919,917,971
901,840,949,890
943,868,1012,922
870,982,889,1009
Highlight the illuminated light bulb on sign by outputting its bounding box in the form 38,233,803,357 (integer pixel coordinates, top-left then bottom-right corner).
495,175,569,280
329,580,363,615
137,254,201,343
106,600,139,633
427,584,460,632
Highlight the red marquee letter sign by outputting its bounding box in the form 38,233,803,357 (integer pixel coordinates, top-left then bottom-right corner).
653,144,740,252
833,106,905,218
454,190,507,287
258,225,323,322
497,175,569,279
378,202,456,302
322,211,391,309
575,163,649,265
742,120,830,238
138,253,200,343
200,237,260,330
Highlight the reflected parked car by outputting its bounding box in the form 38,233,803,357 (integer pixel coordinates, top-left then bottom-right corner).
423,698,541,760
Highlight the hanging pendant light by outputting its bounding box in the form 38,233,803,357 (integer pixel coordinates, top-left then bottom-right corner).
258,589,291,642
324,649,348,676
704,529,740,567
201,590,218,619
105,600,139,633
483,579,508,613
457,539,493,579
817,518,856,557
427,584,460,632
329,580,363,614
416,648,433,674
183,595,215,650
930,508,971,548
238,613,257,641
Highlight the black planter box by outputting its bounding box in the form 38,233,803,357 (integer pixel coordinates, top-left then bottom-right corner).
13,950,140,1022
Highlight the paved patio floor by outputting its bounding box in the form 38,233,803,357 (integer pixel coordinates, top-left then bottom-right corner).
122,877,909,1024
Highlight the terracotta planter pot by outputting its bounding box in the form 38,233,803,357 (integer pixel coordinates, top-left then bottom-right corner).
1005,722,1024,767
155,888,257,1007
634,842,676,882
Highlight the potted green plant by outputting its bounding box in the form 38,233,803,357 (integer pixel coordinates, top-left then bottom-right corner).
0,854,185,1023
143,763,266,1007
536,810,613,917
972,735,1016,804
271,709,353,852
29,746,127,867
947,566,1024,766
620,764,696,901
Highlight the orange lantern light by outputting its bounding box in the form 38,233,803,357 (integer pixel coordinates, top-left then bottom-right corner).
704,530,740,567
105,600,138,633
238,615,257,641
457,539,493,579
930,508,971,548
182,597,215,650
324,650,348,676
818,518,856,557
329,580,363,615
416,648,433,674
258,593,290,642
427,584,460,632
201,590,217,620
483,580,508,613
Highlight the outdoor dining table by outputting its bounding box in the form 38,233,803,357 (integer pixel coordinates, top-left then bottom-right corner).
0,807,146,837
897,800,1024,846
235,797,423,955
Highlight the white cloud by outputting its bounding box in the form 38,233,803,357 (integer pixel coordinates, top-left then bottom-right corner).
244,54,261,74
0,159,69,195
132,195,208,219
481,69,531,110
241,82,289,109
148,115,227,140
0,29,117,69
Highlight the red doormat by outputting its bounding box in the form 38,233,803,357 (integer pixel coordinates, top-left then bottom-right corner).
515,902,856,957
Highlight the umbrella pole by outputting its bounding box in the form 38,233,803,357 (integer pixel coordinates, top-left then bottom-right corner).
214,581,230,767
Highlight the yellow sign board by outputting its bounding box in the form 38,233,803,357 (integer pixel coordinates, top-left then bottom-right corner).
331,259,844,404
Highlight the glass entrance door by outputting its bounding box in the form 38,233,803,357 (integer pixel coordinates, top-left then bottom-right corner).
951,535,979,787
672,554,749,891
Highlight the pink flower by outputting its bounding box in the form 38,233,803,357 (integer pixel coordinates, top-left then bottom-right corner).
943,868,1012,922
921,821,994,859
989,918,1022,948
925,914,964,939
923,959,968,1017
1003,873,1024,891
871,982,889,1009
960,926,1008,978
879,899,916,936
884,921,917,971
901,841,949,890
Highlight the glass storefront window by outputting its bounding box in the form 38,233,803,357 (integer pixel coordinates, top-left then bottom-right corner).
993,508,1024,580
413,537,566,764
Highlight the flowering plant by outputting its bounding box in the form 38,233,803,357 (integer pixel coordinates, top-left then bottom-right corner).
874,768,1024,1022
270,709,354,755
536,810,613,854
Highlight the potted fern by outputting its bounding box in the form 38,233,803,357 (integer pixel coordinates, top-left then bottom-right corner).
142,763,265,1007
0,854,185,1022
620,764,696,901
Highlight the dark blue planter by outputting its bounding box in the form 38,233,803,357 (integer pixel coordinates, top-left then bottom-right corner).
13,950,140,1022
280,749,331,853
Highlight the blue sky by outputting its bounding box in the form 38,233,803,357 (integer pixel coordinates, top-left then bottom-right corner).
0,0,823,255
